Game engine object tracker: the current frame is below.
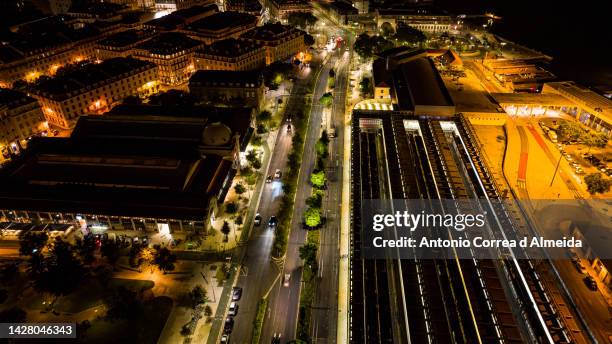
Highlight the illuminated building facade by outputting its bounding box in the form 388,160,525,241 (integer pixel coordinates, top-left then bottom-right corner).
189,70,265,108
29,58,158,129
0,15,144,87
240,23,306,65
264,0,310,21
194,38,266,71
0,89,46,159
133,32,202,85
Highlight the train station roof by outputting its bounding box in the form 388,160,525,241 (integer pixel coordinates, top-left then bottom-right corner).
491,93,573,106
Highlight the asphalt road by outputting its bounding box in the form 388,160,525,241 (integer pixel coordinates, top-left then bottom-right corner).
228,60,322,344
261,51,335,344
310,38,352,344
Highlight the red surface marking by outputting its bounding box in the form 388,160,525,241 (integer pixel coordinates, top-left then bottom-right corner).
526,125,550,153
518,152,528,180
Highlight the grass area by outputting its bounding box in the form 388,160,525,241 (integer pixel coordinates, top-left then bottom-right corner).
23,277,154,314
296,229,320,341
251,298,268,344
108,278,154,292
83,296,172,344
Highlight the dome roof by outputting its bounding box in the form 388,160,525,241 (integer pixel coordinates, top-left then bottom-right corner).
202,122,232,146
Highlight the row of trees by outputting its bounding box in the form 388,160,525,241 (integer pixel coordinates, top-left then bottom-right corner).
271,102,309,257
557,121,608,148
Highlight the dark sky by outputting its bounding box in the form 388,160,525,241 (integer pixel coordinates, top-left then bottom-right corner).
436,0,611,87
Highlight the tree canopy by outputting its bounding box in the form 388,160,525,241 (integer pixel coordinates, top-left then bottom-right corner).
319,92,334,107
153,246,177,273
353,34,394,59
304,207,322,228
310,170,326,189
299,242,318,271
584,173,611,195
394,25,426,46
287,12,317,29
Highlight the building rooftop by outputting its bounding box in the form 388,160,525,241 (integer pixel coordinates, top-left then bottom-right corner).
395,57,454,109
104,104,253,146
189,70,262,88
544,81,612,124
330,1,358,14
173,4,219,19
197,38,263,58
240,22,301,42
269,0,310,8
0,88,38,109
97,29,155,48
136,32,202,56
373,52,454,112
0,108,251,219
491,93,573,106
226,0,263,13
1,17,101,58
186,11,256,32
377,6,448,16
30,58,156,100
67,2,128,18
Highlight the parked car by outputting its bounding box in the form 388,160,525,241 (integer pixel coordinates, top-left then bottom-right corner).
231,287,242,301
254,213,262,226
228,302,239,316
583,276,598,291
224,318,234,334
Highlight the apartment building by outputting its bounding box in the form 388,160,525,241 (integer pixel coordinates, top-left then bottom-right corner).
133,32,202,85
189,70,264,108
0,14,145,87
194,38,266,71
181,11,257,44
29,58,158,129
0,88,46,158
240,23,306,65
95,29,156,60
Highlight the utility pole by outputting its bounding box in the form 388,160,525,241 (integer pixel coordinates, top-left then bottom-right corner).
549,154,563,187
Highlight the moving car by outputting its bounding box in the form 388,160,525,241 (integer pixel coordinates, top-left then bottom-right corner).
266,175,273,183
328,126,336,138
283,273,291,287
231,287,242,301
583,276,598,291
272,333,281,344
573,259,587,274
228,302,239,316
221,334,229,343
268,216,278,228
254,213,262,226
274,169,282,179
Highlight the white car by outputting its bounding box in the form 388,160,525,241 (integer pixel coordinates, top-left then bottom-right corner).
228,302,239,316
283,273,291,287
